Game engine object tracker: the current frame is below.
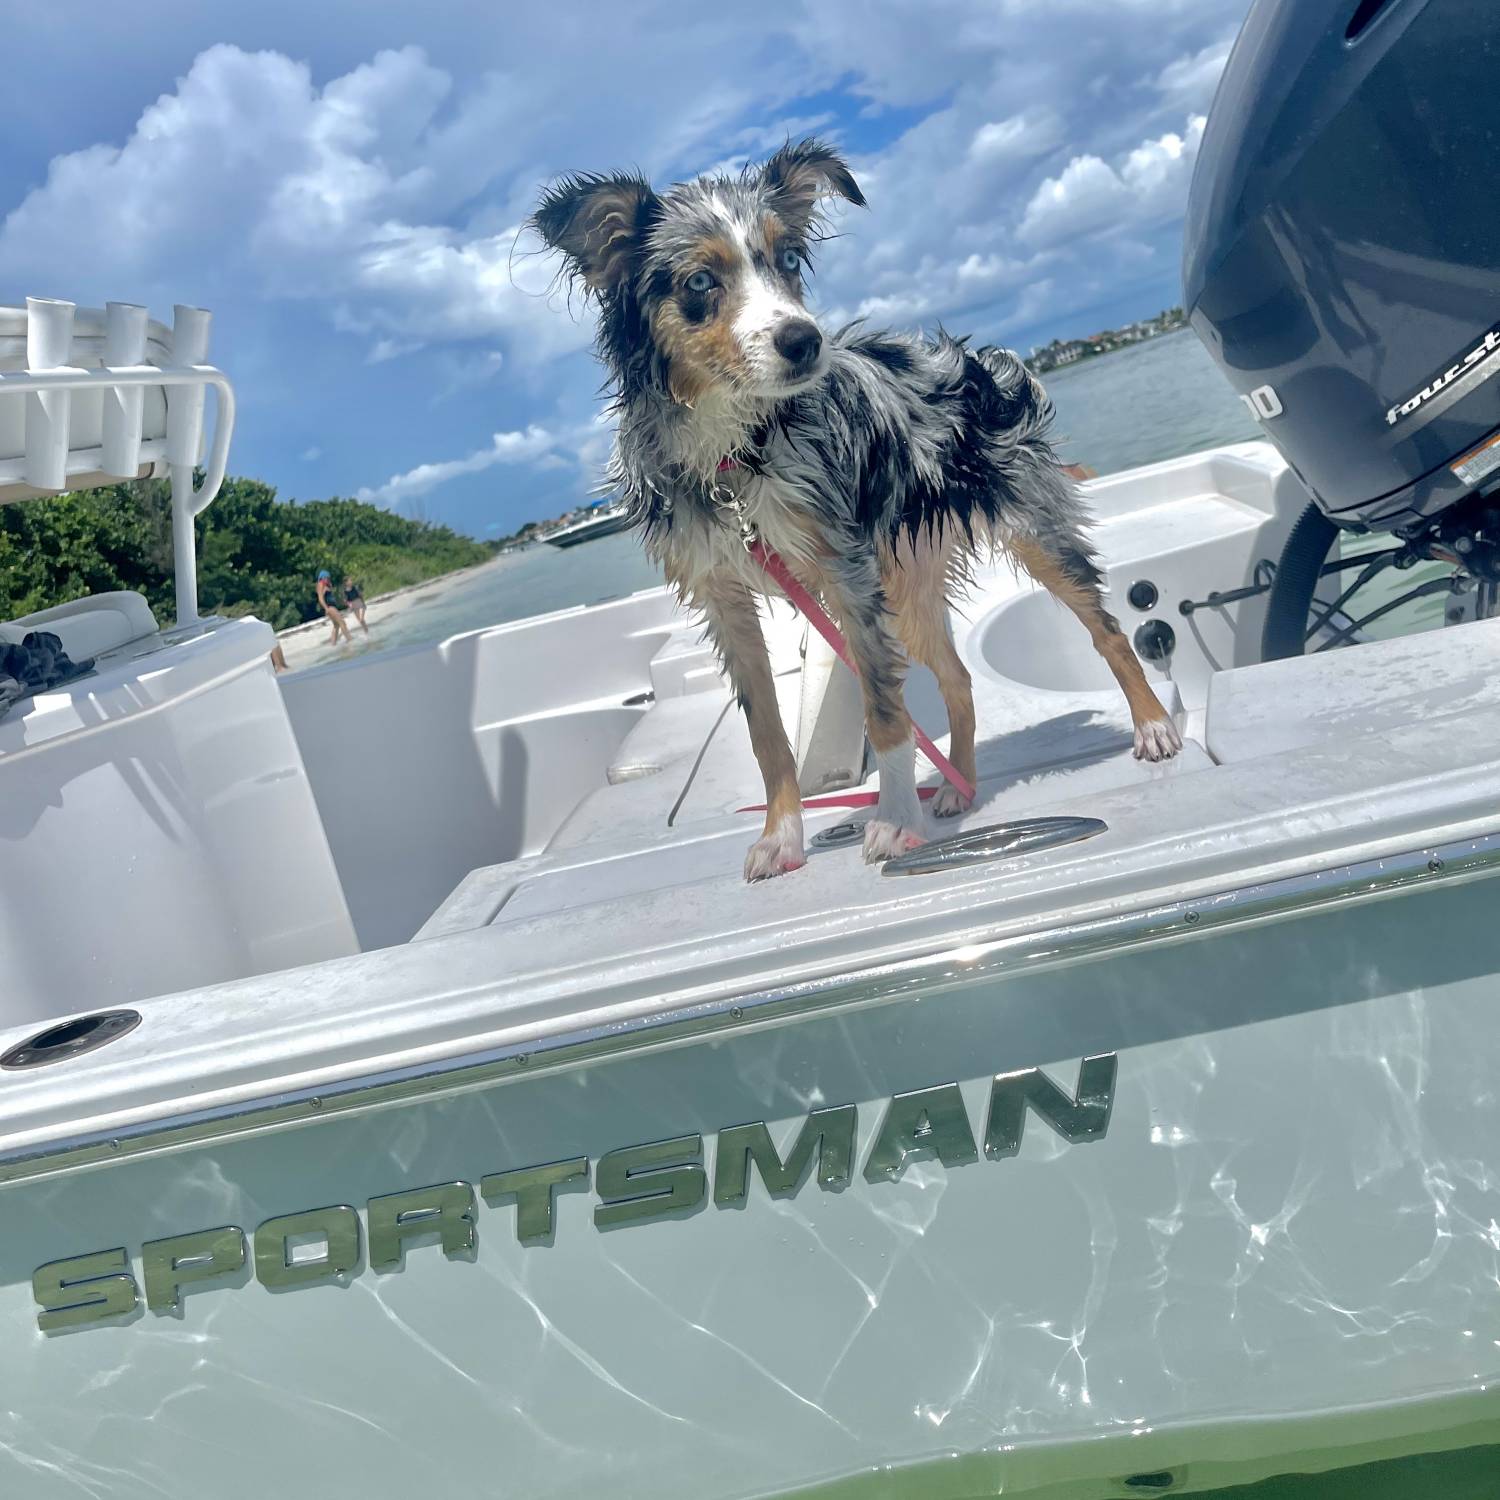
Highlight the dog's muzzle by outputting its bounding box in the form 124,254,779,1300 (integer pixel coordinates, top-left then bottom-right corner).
773,319,823,376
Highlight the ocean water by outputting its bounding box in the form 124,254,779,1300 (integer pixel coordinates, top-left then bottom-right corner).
364,328,1261,655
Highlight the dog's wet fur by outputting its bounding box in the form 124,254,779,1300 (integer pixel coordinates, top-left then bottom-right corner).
533,139,1180,879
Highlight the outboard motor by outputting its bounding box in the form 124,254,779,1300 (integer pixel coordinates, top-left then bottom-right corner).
1183,0,1500,655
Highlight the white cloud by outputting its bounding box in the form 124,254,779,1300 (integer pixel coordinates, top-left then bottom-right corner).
1005,278,1058,330
431,348,507,403
1156,36,1235,114
1018,115,1205,247
1017,155,1126,246
0,0,1252,521
969,113,1062,165
0,44,585,366
301,446,322,462
357,425,560,507
367,337,422,364
1123,115,1207,212
784,0,1241,356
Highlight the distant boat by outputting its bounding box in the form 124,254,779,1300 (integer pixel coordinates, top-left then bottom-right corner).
545,501,632,548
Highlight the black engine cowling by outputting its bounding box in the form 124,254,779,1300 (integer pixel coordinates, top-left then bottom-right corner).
1183,0,1500,532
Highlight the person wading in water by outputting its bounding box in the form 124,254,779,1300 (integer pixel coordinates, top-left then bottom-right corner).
341,574,368,634
316,569,352,647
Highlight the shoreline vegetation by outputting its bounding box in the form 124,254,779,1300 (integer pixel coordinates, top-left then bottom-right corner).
1027,307,1187,374
0,475,493,631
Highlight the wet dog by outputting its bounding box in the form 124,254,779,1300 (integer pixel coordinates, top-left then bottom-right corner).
533,140,1180,880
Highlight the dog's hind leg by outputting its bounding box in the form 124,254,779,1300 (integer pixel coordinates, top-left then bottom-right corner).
696,571,807,880
823,548,929,861
885,534,977,817
1007,533,1182,762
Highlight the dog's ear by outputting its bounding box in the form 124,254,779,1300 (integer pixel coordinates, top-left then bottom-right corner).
759,139,866,229
532,172,661,293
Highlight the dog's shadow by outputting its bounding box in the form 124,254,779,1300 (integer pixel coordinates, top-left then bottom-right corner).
921,708,1134,813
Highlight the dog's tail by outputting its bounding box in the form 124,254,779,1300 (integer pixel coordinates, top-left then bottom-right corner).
967,344,1109,602
970,344,1055,438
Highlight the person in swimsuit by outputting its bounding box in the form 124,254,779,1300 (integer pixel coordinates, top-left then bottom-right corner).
316,569,352,646
342,574,368,633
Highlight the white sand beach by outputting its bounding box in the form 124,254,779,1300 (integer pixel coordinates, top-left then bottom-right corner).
273,553,511,674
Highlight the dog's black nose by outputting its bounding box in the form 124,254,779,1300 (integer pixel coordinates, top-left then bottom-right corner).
774,319,822,372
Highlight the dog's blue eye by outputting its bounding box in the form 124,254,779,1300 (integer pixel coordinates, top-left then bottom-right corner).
686,271,715,293
780,248,802,273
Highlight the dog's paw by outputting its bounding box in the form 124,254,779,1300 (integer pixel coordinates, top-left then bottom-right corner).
1133,717,1183,762
744,819,807,881
863,819,926,863
931,782,974,818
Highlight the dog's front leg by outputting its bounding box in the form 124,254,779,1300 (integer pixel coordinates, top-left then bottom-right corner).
697,573,806,881
824,550,927,863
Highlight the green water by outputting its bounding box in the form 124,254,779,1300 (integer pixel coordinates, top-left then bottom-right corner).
1206,1442,1499,1498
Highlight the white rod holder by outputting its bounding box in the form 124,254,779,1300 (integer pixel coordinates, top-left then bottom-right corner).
23,297,75,490
102,301,147,478
165,304,211,469
171,464,199,627
0,342,237,631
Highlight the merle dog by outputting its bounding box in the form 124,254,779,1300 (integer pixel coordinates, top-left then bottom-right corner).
533,140,1180,880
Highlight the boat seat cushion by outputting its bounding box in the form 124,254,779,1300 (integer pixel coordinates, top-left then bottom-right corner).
1205,616,1500,764
0,591,158,662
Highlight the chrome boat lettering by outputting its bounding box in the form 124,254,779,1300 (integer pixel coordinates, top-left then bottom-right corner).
367,1182,477,1270
142,1226,245,1312
714,1104,856,1205
255,1206,362,1289
595,1134,705,1228
34,1053,1115,1331
33,1248,138,1331
863,1084,979,1183
985,1054,1117,1159
482,1158,589,1241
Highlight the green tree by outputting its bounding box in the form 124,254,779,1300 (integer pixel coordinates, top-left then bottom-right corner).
0,476,490,632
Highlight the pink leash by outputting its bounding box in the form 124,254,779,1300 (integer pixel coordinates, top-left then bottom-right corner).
746,536,977,804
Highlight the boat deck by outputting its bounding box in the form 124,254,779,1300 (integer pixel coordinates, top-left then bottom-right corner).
415,438,1495,948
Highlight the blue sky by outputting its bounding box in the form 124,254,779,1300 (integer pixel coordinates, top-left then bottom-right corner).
0,0,1252,538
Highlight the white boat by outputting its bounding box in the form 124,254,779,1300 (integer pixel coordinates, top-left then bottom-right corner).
545,500,635,547
1,293,1497,1497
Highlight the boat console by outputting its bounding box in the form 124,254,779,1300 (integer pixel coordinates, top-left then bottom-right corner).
0,299,356,1026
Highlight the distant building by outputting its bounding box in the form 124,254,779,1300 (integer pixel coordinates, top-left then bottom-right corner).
1025,307,1187,374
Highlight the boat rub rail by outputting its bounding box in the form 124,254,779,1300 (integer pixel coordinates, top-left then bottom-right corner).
0,831,1494,1192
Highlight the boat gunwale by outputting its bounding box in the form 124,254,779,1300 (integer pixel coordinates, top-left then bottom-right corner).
0,827,1494,1188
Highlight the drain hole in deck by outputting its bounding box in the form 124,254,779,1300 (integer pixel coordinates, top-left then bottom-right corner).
1122,1472,1176,1491
812,820,867,849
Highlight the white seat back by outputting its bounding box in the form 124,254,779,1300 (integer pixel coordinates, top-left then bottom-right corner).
0,590,159,661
